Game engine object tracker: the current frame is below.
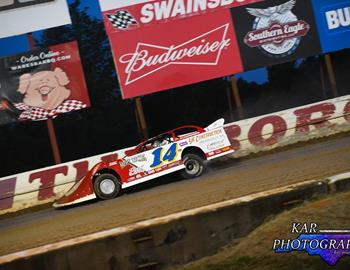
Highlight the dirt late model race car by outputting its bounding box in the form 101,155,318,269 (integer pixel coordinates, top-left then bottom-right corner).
54,119,234,207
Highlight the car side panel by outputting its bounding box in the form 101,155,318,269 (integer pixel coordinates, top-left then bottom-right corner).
113,142,183,186
181,127,233,157
116,128,232,188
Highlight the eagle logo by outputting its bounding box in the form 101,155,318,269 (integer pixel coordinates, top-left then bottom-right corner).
244,0,310,57
247,0,297,24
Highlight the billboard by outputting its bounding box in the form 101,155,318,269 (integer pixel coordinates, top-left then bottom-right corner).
231,0,322,70
109,9,243,98
0,0,71,38
99,0,263,35
0,41,90,125
311,0,350,53
100,0,330,99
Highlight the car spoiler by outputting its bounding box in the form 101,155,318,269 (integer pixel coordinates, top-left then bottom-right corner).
205,118,225,131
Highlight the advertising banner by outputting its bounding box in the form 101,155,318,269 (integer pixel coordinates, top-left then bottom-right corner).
99,0,263,35
0,0,71,38
311,0,350,53
109,9,243,99
231,0,322,70
0,41,90,125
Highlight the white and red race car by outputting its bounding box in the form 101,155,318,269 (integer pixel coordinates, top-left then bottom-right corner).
54,119,233,207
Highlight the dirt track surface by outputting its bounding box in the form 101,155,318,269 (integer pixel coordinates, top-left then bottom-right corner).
0,135,350,256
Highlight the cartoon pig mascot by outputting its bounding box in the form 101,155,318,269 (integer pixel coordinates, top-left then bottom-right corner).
13,67,86,121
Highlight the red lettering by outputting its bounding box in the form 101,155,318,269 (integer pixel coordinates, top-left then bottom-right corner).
73,161,89,182
248,116,287,147
344,100,350,123
29,166,68,200
100,153,119,163
294,103,336,133
224,125,241,150
0,177,16,211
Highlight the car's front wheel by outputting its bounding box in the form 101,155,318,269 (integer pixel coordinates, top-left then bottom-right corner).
93,173,121,200
181,154,205,179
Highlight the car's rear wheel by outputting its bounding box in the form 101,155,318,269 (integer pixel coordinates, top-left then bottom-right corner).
93,173,121,200
181,154,205,179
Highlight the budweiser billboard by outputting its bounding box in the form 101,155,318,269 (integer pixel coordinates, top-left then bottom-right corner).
109,9,243,98
0,0,71,39
231,0,322,70
99,0,263,35
0,41,90,125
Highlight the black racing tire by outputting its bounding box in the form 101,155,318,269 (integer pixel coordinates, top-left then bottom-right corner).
93,173,121,200
181,154,205,179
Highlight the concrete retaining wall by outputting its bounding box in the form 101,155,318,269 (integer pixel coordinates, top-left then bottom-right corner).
1,174,349,270
224,95,350,157
0,95,349,215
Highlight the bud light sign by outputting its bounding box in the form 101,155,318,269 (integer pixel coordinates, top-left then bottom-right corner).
312,0,350,53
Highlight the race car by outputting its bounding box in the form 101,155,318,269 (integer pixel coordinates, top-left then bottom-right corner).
53,119,234,207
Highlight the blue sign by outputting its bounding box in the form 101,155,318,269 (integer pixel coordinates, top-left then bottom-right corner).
312,0,350,53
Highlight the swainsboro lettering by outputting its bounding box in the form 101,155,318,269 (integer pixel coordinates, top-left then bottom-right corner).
140,0,245,23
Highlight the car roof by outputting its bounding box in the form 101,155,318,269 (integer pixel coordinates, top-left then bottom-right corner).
124,125,204,156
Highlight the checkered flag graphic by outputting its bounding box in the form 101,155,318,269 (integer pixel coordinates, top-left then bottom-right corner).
106,10,137,30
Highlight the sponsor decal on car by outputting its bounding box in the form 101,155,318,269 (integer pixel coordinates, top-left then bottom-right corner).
207,139,226,150
127,154,147,163
179,141,188,147
195,129,223,142
150,143,179,168
129,166,145,176
109,161,118,166
120,154,147,168
119,160,129,168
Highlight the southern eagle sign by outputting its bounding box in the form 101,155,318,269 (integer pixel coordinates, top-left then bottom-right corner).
231,0,322,70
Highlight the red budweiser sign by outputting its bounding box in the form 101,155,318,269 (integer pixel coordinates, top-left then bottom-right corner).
120,24,232,85
244,20,310,47
110,10,243,98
